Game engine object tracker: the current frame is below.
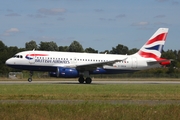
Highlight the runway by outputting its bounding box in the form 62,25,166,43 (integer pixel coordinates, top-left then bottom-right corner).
0,80,180,84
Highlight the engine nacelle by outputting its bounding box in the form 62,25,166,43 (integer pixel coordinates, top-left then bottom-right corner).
92,68,106,74
49,72,57,77
49,67,79,78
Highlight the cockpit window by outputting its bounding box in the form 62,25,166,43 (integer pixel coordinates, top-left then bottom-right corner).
13,55,23,58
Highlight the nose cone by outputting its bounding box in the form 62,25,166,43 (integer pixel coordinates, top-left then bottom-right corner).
6,58,20,69
5,58,13,66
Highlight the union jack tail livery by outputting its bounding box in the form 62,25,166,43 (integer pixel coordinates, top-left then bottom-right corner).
138,28,168,58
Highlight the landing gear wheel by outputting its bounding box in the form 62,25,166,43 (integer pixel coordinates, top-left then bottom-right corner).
78,76,85,84
28,78,32,82
28,71,33,82
85,77,92,84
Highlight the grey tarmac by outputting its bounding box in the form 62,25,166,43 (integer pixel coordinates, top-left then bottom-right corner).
1,80,180,84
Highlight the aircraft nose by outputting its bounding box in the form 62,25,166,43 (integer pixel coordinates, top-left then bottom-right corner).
5,59,9,65
5,59,13,65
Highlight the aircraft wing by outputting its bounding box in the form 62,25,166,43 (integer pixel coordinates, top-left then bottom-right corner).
75,57,127,71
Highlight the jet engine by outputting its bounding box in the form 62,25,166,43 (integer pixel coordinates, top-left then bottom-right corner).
49,67,79,78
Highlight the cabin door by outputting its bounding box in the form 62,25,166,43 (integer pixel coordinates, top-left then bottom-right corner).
28,51,35,64
131,57,137,68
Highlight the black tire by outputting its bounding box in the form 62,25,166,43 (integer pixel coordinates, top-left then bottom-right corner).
28,78,32,82
78,77,85,83
85,77,92,84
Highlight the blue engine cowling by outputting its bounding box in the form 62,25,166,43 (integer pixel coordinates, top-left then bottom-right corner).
49,67,79,78
92,68,107,74
49,72,57,77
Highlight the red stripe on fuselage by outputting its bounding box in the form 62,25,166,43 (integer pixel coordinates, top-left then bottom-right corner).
146,33,167,45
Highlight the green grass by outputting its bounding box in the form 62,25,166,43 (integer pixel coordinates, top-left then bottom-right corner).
0,103,180,120
0,83,180,120
0,84,180,100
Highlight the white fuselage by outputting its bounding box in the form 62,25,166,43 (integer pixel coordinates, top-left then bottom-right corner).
6,50,160,74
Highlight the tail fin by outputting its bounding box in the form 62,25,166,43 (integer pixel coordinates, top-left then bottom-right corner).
138,28,169,59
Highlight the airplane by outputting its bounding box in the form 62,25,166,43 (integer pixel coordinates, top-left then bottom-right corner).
5,28,170,84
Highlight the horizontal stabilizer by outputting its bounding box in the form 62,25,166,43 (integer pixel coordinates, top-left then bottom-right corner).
147,58,172,66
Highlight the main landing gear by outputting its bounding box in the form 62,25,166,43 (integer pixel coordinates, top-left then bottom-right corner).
28,71,33,82
27,71,92,84
78,76,92,84
78,71,92,84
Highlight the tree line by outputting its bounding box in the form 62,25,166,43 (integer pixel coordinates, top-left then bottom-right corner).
0,40,180,77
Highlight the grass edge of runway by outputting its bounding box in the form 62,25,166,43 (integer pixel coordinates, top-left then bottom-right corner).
0,83,180,100
0,102,180,120
0,82,180,120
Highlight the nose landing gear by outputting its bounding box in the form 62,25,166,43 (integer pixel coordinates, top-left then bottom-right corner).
28,71,33,82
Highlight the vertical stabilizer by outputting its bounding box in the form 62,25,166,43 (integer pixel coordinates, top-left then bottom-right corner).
138,28,169,59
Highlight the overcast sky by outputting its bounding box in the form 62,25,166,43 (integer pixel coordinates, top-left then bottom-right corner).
0,0,180,52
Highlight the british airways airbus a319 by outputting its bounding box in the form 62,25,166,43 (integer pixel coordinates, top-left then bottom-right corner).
6,28,170,84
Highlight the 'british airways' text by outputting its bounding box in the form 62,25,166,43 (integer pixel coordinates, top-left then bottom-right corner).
35,59,70,64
